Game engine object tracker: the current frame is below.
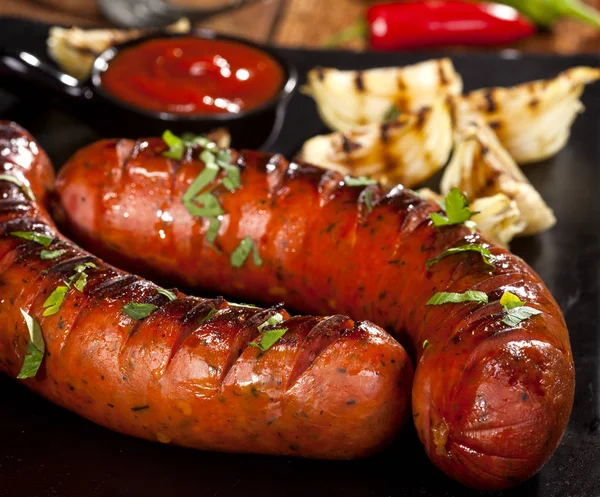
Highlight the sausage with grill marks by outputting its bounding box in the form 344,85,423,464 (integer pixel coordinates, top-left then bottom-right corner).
0,122,413,459
55,137,575,489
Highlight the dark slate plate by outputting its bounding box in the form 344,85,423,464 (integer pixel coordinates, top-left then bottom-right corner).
0,18,598,497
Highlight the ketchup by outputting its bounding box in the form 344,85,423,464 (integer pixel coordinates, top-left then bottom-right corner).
101,37,285,115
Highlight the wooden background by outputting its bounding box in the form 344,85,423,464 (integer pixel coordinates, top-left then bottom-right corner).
2,0,600,53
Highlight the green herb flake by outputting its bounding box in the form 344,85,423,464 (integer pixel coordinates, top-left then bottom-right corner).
501,306,542,327
430,188,477,227
206,217,221,244
182,163,219,204
73,272,88,292
40,249,66,260
42,285,69,316
68,262,97,291
198,308,218,326
422,339,431,350
17,309,45,379
231,237,262,268
221,164,241,191
228,302,259,308
426,244,495,269
157,288,177,301
344,175,377,187
181,132,210,147
383,104,401,123
10,231,53,247
258,312,284,332
161,130,185,160
200,149,216,165
184,192,224,218
0,174,35,201
500,291,524,310
499,291,541,326
249,328,288,353
360,188,374,213
216,150,233,167
123,302,157,320
426,290,488,306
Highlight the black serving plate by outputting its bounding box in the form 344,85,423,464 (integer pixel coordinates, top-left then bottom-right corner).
0,18,598,497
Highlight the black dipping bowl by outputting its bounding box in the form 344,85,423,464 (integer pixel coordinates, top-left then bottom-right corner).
0,30,297,149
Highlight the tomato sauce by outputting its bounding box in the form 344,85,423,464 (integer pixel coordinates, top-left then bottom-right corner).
101,37,285,115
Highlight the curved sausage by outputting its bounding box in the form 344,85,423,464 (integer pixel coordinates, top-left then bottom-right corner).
0,122,413,459
55,137,575,490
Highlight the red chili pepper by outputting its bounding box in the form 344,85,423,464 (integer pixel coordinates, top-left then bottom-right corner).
366,1,536,50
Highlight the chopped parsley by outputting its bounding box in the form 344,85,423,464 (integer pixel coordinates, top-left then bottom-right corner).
10,231,53,247
198,308,218,326
499,291,542,326
362,189,374,212
231,237,262,268
123,302,157,320
249,328,288,352
165,130,242,252
430,188,477,229
344,175,377,187
42,262,97,316
184,192,224,217
228,302,259,308
0,174,35,201
422,339,431,350
206,217,221,244
157,288,177,301
426,244,495,269
258,312,283,331
17,309,45,379
162,130,211,160
426,290,488,306
68,262,97,291
42,285,69,316
40,249,66,260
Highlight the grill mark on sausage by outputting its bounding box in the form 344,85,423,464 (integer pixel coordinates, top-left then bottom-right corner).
86,273,139,299
164,299,226,368
45,255,97,278
0,200,33,215
317,170,344,208
263,153,288,201
287,315,354,388
219,305,285,383
0,218,53,239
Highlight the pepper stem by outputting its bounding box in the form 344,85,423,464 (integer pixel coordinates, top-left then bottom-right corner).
558,0,600,28
323,18,368,48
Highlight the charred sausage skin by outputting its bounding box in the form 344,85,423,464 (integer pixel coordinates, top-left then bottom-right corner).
56,137,575,490
0,122,413,459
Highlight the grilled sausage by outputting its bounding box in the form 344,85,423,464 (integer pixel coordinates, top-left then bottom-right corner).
55,137,575,490
0,122,413,459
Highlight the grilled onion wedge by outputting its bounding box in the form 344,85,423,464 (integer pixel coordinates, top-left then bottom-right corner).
302,58,462,132
299,96,453,188
463,66,600,164
441,103,555,236
418,188,525,248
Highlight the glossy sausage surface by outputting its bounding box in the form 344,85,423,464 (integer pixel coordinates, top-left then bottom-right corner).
0,122,413,459
55,137,575,490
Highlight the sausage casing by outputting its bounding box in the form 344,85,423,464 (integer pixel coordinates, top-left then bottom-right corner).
0,123,413,459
